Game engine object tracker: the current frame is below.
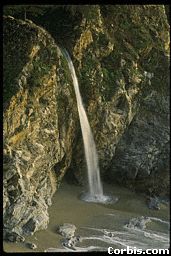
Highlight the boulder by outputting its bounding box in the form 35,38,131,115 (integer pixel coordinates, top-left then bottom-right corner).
57,223,77,238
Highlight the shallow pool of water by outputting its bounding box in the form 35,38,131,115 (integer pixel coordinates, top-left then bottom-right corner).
3,181,170,252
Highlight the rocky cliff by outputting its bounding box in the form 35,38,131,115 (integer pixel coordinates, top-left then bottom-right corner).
64,5,170,195
3,16,78,241
3,5,169,240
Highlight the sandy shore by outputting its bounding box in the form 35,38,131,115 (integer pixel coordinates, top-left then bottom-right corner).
3,181,170,252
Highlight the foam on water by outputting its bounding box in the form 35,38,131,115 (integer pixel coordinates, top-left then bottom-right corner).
80,192,118,204
80,228,169,250
45,245,106,252
79,215,170,250
44,203,169,252
149,216,170,225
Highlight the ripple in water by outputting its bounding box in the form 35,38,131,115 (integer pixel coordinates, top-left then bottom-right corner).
45,215,169,252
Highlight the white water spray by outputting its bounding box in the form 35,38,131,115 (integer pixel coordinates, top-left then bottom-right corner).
61,48,104,200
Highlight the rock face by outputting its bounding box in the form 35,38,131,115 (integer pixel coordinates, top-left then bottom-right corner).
3,16,78,240
107,88,170,194
63,5,170,195
3,5,169,239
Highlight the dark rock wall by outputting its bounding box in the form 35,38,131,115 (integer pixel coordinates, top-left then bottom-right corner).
66,5,170,194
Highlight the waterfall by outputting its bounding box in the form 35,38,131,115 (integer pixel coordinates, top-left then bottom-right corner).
61,48,118,204
61,48,103,200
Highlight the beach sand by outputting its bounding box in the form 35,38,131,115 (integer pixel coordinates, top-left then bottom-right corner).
3,181,170,252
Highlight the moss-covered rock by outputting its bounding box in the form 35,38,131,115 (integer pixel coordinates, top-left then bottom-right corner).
65,5,169,194
3,16,78,241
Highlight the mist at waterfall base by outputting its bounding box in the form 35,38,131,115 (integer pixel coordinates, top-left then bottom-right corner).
61,48,118,204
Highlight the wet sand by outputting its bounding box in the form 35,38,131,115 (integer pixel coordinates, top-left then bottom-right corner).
3,181,170,252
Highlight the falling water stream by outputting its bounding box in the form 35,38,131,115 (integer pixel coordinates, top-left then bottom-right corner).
61,48,117,204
